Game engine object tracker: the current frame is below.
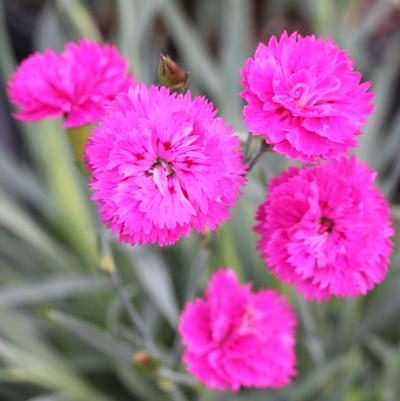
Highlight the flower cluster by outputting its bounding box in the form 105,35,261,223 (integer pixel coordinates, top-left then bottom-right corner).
8,31,395,394
255,157,393,301
179,269,297,391
86,84,246,246
241,31,392,302
241,32,374,162
8,39,133,128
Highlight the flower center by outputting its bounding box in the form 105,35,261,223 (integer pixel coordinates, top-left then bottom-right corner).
146,157,174,177
290,83,310,107
319,216,335,234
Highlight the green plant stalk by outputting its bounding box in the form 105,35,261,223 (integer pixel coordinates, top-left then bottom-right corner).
66,124,92,173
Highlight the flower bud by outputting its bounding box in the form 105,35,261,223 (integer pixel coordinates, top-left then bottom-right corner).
158,54,188,91
132,351,160,374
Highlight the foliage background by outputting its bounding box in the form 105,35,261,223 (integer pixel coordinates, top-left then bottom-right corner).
0,0,400,400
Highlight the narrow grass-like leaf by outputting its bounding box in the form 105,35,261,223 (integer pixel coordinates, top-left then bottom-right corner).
50,311,133,363
34,2,68,52
35,119,97,265
0,0,16,80
0,275,108,307
0,311,112,401
0,193,75,270
55,0,102,42
126,245,180,326
219,0,252,127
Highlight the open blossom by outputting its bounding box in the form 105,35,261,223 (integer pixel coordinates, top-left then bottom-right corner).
86,84,246,246
255,157,394,301
241,31,374,162
179,269,297,391
8,39,133,128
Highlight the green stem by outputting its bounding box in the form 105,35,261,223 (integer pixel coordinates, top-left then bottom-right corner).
109,267,158,355
66,124,92,172
246,140,270,174
99,229,160,357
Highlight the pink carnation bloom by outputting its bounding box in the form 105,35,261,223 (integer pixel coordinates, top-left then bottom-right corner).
8,39,133,128
86,84,246,246
179,269,297,391
255,157,394,301
241,32,374,162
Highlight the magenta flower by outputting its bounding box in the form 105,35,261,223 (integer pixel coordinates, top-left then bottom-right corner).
86,84,246,246
8,39,133,128
241,32,374,162
255,157,394,301
179,268,297,391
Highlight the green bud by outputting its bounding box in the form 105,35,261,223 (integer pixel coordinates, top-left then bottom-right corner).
158,54,188,92
132,351,160,374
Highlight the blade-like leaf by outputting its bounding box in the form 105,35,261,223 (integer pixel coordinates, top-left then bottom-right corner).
50,311,133,363
126,245,180,327
0,275,109,307
55,0,102,42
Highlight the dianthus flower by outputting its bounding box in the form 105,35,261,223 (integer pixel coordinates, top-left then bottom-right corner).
86,84,246,246
255,157,393,301
179,268,297,391
241,32,374,162
8,39,133,128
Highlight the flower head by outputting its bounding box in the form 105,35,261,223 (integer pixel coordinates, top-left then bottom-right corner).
255,157,394,301
179,268,297,391
86,84,246,246
241,32,374,162
8,39,133,128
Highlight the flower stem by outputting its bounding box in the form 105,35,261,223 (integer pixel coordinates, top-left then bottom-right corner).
109,267,159,355
66,124,92,173
244,132,253,159
159,368,197,386
99,228,159,356
246,140,270,174
165,387,189,401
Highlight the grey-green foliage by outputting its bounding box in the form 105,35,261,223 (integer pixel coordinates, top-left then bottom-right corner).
0,0,399,400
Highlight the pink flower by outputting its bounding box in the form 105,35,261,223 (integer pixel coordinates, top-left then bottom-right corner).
86,84,246,246
241,32,374,162
8,39,133,128
179,269,297,391
255,157,394,301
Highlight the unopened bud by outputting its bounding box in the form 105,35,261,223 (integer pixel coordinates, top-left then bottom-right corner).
132,351,160,374
158,54,188,92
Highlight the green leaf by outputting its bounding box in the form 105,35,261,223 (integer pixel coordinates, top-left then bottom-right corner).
50,311,133,363
126,246,180,327
0,310,112,401
55,0,102,42
0,275,109,307
0,0,17,80
349,270,400,345
27,394,66,401
218,0,252,127
34,119,97,265
0,193,75,270
34,1,68,52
